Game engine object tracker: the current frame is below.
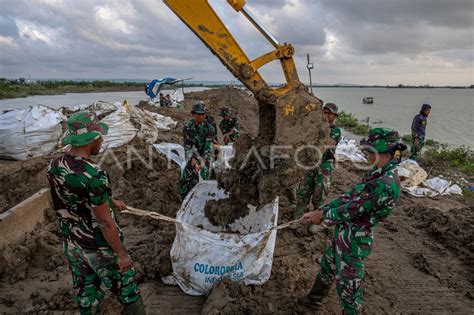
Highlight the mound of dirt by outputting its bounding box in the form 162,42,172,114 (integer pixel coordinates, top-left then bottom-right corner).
403,205,474,267
0,157,50,213
0,207,63,284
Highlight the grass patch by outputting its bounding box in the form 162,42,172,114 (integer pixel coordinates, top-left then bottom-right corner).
420,144,474,177
337,111,370,136
0,78,146,100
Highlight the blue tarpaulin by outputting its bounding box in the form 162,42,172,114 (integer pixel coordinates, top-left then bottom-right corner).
145,77,179,98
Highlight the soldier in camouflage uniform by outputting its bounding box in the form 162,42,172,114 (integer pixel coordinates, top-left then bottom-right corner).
300,128,407,314
219,107,240,145
47,112,145,315
293,103,341,233
179,103,216,199
410,103,431,160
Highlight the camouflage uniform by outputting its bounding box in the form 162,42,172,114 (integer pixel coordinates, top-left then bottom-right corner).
219,107,240,145
48,154,141,314
294,103,342,219
179,104,216,199
301,128,406,314
410,103,431,160
294,124,341,218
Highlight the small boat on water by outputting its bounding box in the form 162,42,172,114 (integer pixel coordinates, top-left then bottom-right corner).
362,97,374,104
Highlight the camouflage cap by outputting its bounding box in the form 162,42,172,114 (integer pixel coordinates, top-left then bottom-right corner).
63,111,108,147
360,128,407,154
191,102,206,114
323,103,339,115
220,106,231,117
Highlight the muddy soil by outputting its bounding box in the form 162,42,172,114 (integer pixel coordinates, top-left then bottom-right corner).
1,87,473,314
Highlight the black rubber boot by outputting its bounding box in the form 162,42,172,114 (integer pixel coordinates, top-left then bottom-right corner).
298,277,331,308
123,297,146,315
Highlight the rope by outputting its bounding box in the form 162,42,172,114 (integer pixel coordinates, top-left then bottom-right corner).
122,206,302,232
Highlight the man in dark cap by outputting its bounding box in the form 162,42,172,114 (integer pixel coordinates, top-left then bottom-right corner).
219,107,240,145
179,103,216,199
47,112,145,315
410,103,431,160
299,128,407,314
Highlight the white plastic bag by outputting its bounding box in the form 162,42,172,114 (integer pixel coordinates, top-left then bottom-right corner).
0,105,65,160
164,181,279,296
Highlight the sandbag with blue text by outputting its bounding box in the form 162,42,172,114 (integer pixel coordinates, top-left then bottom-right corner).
163,181,279,295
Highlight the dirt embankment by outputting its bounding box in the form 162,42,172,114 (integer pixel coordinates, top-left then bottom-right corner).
1,87,473,314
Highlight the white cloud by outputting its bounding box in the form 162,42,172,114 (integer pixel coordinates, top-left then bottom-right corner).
0,35,17,48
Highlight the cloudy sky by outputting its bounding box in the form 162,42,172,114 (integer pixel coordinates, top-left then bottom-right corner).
0,0,472,85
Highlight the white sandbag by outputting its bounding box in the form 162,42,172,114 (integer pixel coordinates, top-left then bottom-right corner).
99,102,138,151
0,105,65,160
397,159,428,187
212,145,234,172
170,90,184,108
336,137,367,163
397,160,462,197
143,110,177,130
164,181,278,296
153,143,186,170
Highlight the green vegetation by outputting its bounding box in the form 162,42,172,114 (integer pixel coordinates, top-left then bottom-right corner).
337,111,371,135
0,78,145,100
421,144,474,177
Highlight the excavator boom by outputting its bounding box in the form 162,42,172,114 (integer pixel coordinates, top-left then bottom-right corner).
163,0,301,103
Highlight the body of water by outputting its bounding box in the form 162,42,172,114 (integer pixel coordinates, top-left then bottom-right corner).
0,87,209,111
0,87,472,147
314,87,473,148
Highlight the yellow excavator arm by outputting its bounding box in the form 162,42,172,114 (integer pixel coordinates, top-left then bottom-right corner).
163,0,303,103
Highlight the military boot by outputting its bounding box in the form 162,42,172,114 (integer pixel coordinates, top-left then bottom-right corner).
298,277,331,308
123,297,146,315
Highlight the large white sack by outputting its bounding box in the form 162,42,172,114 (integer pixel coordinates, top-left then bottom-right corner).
336,137,367,163
164,181,279,296
0,105,65,160
170,90,184,108
97,102,138,152
143,110,178,130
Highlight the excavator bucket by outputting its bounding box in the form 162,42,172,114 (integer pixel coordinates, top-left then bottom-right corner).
163,0,328,204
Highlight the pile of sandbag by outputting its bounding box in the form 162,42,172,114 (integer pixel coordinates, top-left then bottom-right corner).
0,105,66,160
1,100,179,160
397,159,462,197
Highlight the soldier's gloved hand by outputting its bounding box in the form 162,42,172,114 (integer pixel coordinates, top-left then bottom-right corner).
113,199,126,212
301,210,323,225
117,253,133,272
